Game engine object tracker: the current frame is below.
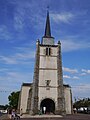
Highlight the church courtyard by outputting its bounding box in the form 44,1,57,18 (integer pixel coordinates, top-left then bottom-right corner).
0,113,90,120
18,114,90,120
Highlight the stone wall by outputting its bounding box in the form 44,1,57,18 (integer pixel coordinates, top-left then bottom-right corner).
56,41,66,115
20,85,31,114
64,86,72,114
30,40,40,115
38,45,58,110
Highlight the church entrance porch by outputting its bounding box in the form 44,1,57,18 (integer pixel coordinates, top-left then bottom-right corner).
40,98,55,114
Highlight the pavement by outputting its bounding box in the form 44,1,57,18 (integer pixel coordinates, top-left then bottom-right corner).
0,113,10,120
21,114,62,118
20,114,90,120
0,113,90,120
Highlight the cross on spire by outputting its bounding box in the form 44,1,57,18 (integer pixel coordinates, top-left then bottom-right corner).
47,6,49,11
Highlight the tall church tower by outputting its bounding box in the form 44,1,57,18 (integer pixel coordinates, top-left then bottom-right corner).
30,11,66,115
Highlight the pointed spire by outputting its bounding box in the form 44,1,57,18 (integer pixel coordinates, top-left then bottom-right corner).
42,8,54,45
44,9,51,37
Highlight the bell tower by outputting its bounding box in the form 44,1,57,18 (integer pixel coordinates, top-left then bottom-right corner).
30,10,66,115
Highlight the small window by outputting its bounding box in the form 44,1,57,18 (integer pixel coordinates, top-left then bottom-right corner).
45,80,51,86
46,47,51,56
49,48,51,55
46,48,48,55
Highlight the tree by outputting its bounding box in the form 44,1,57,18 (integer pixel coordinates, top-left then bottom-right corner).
0,104,9,110
73,98,90,109
8,91,20,109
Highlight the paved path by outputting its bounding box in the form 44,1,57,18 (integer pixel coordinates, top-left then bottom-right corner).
21,114,90,120
0,113,10,120
0,114,90,120
21,114,62,118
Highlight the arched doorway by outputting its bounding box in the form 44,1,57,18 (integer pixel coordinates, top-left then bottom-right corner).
40,98,55,114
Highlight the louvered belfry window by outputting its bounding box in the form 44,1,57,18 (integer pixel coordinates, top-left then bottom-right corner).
46,47,51,56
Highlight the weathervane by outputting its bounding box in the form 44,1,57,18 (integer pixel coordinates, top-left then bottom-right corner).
47,6,49,12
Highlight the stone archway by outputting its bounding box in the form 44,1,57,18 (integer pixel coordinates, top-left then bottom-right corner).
40,98,55,114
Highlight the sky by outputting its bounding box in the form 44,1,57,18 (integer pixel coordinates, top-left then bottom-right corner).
0,0,90,105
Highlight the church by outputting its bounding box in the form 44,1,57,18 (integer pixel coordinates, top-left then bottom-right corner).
18,11,72,115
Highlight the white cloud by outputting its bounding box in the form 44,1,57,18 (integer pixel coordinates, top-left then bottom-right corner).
0,86,10,91
6,72,33,82
80,73,87,76
0,49,35,64
63,75,71,79
63,67,78,74
14,12,24,30
72,76,79,80
12,0,44,31
0,71,33,84
0,25,12,40
7,72,20,77
13,3,28,31
82,69,90,74
0,55,17,64
51,12,74,24
15,51,35,60
72,84,90,99
0,68,8,72
63,74,79,80
61,39,90,52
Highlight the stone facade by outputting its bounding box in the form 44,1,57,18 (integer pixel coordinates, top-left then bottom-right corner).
19,83,72,115
18,11,72,115
38,45,58,113
56,41,66,115
18,83,32,114
30,40,40,115
18,41,72,115
64,85,72,114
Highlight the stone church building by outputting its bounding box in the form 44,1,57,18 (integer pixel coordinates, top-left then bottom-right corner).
18,11,72,115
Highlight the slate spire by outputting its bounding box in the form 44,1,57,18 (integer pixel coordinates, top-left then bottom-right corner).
44,10,51,37
42,9,54,45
